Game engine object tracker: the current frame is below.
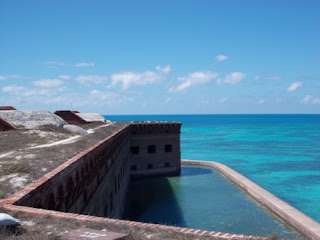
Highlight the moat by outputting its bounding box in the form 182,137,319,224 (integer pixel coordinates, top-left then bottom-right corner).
124,165,303,239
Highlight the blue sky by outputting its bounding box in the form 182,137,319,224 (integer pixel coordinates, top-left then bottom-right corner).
0,0,319,114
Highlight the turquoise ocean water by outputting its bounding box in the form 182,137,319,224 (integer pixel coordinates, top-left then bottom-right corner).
106,114,320,227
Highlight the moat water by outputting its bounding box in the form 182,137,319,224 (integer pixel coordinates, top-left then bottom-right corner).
107,114,320,237
124,165,301,238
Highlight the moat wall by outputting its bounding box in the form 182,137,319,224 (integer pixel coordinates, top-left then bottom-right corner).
10,122,181,219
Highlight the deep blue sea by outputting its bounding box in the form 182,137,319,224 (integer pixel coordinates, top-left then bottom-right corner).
106,114,320,224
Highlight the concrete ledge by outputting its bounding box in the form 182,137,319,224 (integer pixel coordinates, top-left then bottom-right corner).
182,159,320,240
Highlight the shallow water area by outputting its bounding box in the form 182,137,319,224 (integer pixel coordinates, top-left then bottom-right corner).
124,165,302,239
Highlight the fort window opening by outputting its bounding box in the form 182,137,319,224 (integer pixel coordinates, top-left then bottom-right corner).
164,144,172,152
147,164,153,169
148,145,156,154
131,165,137,171
165,162,170,168
130,146,139,154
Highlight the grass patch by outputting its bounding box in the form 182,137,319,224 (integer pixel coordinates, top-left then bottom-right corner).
0,162,31,176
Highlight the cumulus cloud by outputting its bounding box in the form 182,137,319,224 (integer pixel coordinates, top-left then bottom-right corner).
75,75,108,85
300,95,320,104
2,84,65,98
218,97,229,103
287,81,302,92
110,71,160,89
43,61,65,67
217,72,246,85
89,89,133,104
215,55,228,61
110,66,170,90
58,75,72,80
169,71,218,92
2,85,25,94
301,95,312,103
33,79,63,88
74,62,95,67
0,75,26,80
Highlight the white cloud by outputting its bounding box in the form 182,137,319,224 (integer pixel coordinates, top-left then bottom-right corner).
215,55,228,61
58,75,72,80
75,75,108,85
313,98,320,104
218,97,229,103
110,70,161,90
300,95,320,104
169,71,218,92
217,72,246,85
33,79,63,88
300,95,312,103
156,65,171,74
74,62,95,67
268,76,282,80
0,75,27,80
2,85,25,94
89,89,133,104
43,61,65,67
287,81,302,92
257,99,265,104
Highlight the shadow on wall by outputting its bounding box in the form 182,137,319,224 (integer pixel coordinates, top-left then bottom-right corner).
123,177,187,227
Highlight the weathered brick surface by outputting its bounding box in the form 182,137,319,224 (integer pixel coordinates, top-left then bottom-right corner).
130,122,181,177
0,117,16,131
54,110,88,125
0,106,16,110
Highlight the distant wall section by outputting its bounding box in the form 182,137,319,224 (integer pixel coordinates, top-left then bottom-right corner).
129,122,181,177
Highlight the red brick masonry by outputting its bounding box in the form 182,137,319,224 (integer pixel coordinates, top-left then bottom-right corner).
0,106,16,110
182,160,320,240
0,117,16,131
54,110,88,125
